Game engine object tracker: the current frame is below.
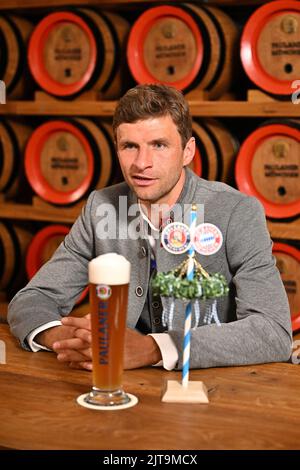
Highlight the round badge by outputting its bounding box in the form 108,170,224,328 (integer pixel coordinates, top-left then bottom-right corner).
96,284,111,300
161,222,191,254
193,223,223,256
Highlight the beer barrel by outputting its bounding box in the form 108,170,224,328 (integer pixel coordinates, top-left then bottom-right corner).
191,118,239,182
127,4,238,98
273,242,300,332
26,224,88,303
241,1,300,96
0,222,32,292
235,120,300,218
24,118,117,205
0,15,33,98
28,9,129,99
0,120,31,198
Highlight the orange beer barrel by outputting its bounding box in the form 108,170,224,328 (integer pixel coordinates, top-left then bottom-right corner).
28,9,129,99
0,120,31,198
24,119,116,205
241,1,300,96
191,118,239,182
127,4,238,98
235,120,300,218
26,224,88,303
0,222,32,292
0,15,33,98
273,242,300,332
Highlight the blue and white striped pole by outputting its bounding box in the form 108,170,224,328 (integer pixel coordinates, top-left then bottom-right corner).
182,204,197,388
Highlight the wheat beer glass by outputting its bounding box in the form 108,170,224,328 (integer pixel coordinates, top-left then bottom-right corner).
85,253,131,407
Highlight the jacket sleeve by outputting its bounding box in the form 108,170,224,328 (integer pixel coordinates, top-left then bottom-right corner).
7,191,96,350
168,196,293,369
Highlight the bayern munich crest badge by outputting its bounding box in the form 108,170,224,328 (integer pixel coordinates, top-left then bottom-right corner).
193,223,223,256
161,222,192,254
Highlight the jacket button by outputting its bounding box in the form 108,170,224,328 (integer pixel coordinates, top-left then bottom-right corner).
152,300,161,309
135,286,144,297
153,318,161,325
141,246,147,257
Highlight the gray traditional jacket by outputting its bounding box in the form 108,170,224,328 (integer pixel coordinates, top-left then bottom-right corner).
8,168,292,369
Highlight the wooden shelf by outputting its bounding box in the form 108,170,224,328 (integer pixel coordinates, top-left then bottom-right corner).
0,0,270,10
0,100,299,118
0,198,84,223
267,220,300,241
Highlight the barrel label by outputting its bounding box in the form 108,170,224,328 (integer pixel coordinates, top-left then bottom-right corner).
264,164,299,177
51,157,79,170
155,43,186,59
54,47,82,61
271,41,300,56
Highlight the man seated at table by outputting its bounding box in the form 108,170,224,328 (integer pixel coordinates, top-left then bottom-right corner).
8,84,292,371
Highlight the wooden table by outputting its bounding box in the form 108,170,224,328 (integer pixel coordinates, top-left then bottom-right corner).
0,324,299,450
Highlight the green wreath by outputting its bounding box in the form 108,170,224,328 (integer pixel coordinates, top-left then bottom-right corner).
151,258,229,300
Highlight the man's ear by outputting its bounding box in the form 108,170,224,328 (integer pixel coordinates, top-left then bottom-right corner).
183,136,196,167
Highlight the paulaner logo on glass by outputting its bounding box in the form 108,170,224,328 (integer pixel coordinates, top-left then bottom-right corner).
291,80,300,104
0,81,6,104
96,285,110,365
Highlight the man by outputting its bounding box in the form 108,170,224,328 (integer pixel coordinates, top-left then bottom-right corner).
8,84,292,371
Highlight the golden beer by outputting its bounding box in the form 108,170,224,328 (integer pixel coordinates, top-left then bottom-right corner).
90,282,129,390
85,253,131,407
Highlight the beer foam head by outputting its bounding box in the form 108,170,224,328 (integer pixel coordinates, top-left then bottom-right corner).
89,253,131,285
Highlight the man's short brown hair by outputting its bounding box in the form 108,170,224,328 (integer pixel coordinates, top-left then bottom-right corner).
113,84,192,149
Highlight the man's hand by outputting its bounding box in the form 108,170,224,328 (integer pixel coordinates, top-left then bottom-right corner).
52,314,92,370
124,328,162,369
48,314,162,371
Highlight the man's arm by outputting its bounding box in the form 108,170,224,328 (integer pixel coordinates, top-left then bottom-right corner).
7,191,96,350
168,196,292,369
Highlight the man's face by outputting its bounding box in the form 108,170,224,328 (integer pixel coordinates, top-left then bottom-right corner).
116,115,195,206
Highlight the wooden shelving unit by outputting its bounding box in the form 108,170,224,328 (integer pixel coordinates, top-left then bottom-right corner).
0,0,271,10
0,99,299,117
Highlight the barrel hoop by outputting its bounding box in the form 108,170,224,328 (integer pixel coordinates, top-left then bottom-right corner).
0,24,8,80
98,11,121,94
260,119,300,132
193,120,209,179
0,119,20,192
200,120,223,180
5,223,21,290
96,120,117,186
273,241,300,332
0,230,4,281
67,116,102,190
201,6,226,91
3,14,26,94
180,3,211,93
73,8,105,94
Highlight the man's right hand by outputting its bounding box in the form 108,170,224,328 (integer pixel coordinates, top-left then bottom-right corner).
35,314,92,371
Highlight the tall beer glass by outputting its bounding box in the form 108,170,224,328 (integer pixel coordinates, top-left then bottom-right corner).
85,253,131,407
